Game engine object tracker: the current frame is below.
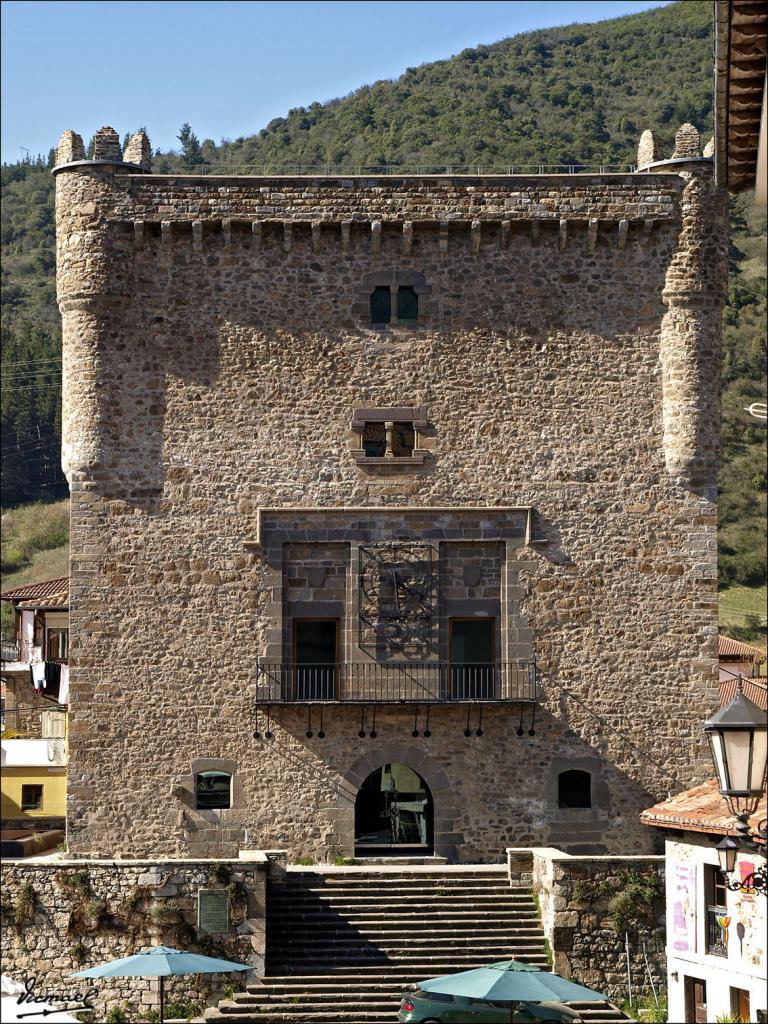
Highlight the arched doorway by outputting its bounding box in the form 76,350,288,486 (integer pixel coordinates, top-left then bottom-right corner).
354,763,434,857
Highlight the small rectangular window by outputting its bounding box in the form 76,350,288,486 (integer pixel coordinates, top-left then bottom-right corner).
22,784,44,811
391,422,415,457
47,629,68,660
397,286,418,323
363,423,386,458
370,287,391,325
196,771,232,810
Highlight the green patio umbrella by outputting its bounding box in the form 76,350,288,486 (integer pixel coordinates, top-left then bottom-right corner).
419,959,608,1023
71,944,252,1023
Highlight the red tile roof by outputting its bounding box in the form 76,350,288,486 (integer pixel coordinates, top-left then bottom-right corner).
0,576,69,606
641,778,767,840
720,676,768,711
719,635,766,663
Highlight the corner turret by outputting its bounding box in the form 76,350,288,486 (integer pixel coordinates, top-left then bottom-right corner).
636,126,728,492
53,123,150,483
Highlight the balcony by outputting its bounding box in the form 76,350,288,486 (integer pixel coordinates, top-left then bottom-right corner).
705,904,728,957
0,634,39,667
256,661,537,704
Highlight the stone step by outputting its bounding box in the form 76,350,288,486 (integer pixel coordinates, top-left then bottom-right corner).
199,1006,633,1024
283,866,507,877
266,957,551,973
268,936,544,952
274,879,518,891
268,899,534,914
205,865,560,1023
268,913,532,921
268,924,539,940
268,892,528,901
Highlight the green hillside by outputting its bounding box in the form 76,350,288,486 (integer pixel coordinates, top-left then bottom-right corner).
0,0,765,640
157,0,712,172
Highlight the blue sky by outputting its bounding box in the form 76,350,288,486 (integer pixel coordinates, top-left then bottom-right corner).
1,0,671,164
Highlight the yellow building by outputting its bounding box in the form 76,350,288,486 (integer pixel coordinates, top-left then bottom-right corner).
1,734,67,826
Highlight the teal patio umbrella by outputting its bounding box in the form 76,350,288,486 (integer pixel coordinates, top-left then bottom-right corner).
419,959,608,1023
71,944,252,1023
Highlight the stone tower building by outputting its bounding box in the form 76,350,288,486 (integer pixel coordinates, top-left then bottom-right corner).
54,125,727,861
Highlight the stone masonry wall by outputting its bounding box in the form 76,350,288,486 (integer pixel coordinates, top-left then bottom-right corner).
0,857,265,1020
509,847,666,1002
54,129,727,861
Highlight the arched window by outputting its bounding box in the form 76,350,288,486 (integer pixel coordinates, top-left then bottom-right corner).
195,770,232,810
558,769,592,809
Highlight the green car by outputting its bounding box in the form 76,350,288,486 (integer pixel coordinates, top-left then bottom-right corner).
398,988,584,1024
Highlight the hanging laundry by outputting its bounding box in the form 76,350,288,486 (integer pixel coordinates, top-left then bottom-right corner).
30,662,46,692
58,663,70,705
44,661,62,696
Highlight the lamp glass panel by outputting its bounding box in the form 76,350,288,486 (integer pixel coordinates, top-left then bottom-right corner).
717,842,737,873
709,731,730,791
722,729,754,793
751,728,768,790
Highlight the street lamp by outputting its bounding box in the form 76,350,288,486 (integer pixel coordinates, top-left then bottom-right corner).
703,685,767,820
715,836,738,874
704,677,767,896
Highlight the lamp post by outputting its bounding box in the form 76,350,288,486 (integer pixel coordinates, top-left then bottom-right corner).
704,674,767,896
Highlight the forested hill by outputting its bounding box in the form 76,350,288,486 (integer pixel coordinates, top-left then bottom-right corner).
156,0,713,173
1,1,766,627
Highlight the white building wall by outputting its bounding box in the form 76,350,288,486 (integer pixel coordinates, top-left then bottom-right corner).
0,738,67,768
666,834,767,1023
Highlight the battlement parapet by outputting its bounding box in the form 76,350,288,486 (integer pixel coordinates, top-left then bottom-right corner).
637,123,715,171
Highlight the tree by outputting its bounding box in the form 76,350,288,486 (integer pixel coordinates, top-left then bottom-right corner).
177,123,203,170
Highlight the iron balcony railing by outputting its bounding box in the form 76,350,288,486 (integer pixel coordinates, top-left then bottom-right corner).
176,163,636,177
705,905,728,957
1,637,35,663
256,661,537,704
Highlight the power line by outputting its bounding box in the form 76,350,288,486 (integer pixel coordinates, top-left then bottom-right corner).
1,372,62,381
1,357,62,367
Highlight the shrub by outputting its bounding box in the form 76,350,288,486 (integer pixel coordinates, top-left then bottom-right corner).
70,940,88,965
209,863,231,884
608,868,662,930
330,854,356,866
104,1005,131,1024
227,880,248,906
14,883,36,926
163,1001,201,1021
56,871,92,896
147,898,181,922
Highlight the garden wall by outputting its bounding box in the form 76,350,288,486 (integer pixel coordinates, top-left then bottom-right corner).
0,855,267,1021
508,846,666,1002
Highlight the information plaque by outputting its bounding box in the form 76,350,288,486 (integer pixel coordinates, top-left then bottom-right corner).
197,889,229,934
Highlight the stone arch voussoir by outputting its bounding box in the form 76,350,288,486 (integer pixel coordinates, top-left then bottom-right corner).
334,744,459,862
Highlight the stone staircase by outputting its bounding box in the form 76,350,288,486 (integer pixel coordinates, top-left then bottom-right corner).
199,865,632,1024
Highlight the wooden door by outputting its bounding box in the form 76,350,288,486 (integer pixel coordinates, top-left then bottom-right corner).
293,619,338,700
450,618,495,698
684,976,707,1024
735,987,750,1023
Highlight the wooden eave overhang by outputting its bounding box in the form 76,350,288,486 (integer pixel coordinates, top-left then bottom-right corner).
715,0,768,196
